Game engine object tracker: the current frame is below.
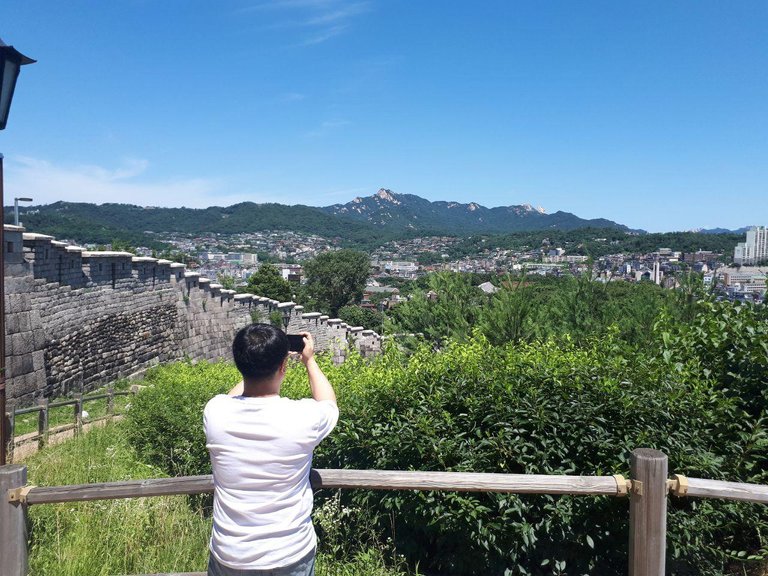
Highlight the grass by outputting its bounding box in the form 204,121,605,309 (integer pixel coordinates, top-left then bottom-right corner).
25,421,210,576
23,419,416,576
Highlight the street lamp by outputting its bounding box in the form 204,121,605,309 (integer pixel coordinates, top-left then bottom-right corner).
13,196,32,226
1,37,35,465
281,307,292,332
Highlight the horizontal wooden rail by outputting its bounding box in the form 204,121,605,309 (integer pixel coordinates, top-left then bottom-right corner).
23,475,213,505
11,391,130,416
13,406,43,416
20,469,624,505
683,477,768,504
310,469,621,495
48,399,78,409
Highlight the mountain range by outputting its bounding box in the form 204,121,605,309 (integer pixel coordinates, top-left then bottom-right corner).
322,189,627,233
9,189,632,248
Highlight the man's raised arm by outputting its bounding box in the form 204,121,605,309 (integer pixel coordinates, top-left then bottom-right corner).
299,332,336,403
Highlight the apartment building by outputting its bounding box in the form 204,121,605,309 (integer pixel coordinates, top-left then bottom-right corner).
734,226,768,265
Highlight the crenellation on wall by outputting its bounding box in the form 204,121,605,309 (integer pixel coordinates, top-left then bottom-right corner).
5,227,380,407
82,251,135,289
4,226,25,266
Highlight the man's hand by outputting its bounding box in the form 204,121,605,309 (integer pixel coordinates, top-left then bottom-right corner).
296,331,336,404
298,332,315,365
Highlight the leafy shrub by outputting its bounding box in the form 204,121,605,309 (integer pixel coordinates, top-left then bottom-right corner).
125,298,768,575
125,360,241,477
338,305,385,333
312,334,768,575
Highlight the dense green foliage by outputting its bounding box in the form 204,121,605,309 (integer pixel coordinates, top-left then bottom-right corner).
245,263,292,301
303,250,371,316
126,287,768,575
125,360,241,477
338,305,385,333
388,272,674,348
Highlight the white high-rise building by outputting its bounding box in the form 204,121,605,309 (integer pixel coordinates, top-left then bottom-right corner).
734,226,768,265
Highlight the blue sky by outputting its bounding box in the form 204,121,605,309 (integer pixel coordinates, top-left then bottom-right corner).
2,1,767,232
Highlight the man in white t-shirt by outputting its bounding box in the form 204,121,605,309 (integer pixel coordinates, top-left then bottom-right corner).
204,323,338,576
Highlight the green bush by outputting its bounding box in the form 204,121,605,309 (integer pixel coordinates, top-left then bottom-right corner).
125,297,768,575
125,359,241,477
310,334,768,575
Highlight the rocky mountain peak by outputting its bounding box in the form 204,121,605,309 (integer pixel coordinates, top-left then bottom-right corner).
375,189,399,204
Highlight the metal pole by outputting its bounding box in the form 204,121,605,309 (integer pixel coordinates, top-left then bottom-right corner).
0,154,6,465
13,197,18,226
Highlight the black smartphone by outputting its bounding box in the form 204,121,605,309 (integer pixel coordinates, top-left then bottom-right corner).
287,334,305,353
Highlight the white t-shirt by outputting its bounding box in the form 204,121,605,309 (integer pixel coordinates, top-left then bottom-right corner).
204,394,339,570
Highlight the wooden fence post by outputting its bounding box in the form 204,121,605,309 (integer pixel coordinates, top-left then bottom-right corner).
74,394,83,434
628,448,668,576
5,411,14,463
106,385,114,416
0,464,29,576
37,398,48,450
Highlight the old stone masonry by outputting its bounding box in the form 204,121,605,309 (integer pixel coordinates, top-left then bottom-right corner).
3,225,381,408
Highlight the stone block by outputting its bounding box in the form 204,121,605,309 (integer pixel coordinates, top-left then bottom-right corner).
32,350,45,371
19,312,32,332
6,313,21,333
11,332,34,356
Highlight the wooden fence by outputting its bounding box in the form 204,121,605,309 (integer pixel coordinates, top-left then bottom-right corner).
2,448,768,576
4,387,135,458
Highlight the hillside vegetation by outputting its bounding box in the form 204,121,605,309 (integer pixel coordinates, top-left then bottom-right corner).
125,282,768,576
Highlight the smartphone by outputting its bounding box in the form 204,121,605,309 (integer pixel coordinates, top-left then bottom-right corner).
287,334,305,353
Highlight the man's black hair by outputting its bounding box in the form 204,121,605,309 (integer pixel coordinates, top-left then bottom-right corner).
232,323,289,381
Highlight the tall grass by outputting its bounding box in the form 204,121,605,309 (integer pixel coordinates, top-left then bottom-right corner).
24,419,415,576
25,421,210,575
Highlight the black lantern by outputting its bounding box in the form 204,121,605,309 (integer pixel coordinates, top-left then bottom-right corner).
281,307,292,331
0,38,35,131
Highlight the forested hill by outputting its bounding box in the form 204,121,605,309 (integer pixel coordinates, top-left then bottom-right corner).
4,195,744,255
9,201,392,249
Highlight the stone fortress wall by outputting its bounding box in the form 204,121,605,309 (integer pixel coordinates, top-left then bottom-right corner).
3,225,381,408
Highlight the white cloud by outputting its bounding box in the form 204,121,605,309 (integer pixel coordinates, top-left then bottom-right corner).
304,118,351,137
2,156,371,209
283,92,307,101
3,156,260,209
244,0,370,45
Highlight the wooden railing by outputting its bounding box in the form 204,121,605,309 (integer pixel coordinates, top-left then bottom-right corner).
2,448,768,576
4,387,135,457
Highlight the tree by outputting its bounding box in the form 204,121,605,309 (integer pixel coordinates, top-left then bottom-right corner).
303,250,370,316
110,239,137,254
338,305,385,333
217,273,237,291
386,272,486,344
246,264,291,302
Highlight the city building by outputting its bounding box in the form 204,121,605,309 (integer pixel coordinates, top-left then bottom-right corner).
718,266,767,294
734,226,768,265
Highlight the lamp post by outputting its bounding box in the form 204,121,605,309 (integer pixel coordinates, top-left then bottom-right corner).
0,37,35,465
281,307,292,332
14,197,32,226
